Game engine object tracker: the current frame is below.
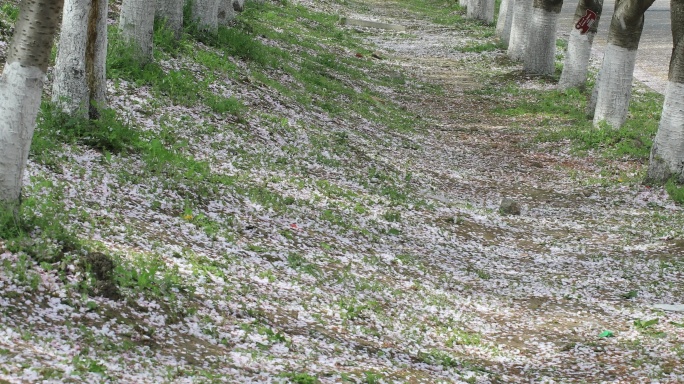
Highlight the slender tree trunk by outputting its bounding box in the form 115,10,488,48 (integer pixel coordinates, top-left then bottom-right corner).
523,0,564,75
53,0,108,118
119,0,156,62
591,0,655,128
508,0,533,61
559,0,603,90
0,0,64,204
192,0,221,31
646,0,684,183
218,0,236,25
496,0,514,47
156,0,184,38
467,0,495,24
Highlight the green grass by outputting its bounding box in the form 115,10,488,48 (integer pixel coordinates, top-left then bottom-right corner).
489,79,664,160
0,3,19,22
455,41,502,53
665,179,684,204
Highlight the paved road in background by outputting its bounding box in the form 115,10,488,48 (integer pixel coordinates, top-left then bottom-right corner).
557,0,671,94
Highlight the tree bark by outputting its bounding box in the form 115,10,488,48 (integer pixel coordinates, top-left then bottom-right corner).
591,0,655,128
523,0,564,75
496,0,514,47
218,0,236,25
467,0,495,24
156,0,184,38
192,0,221,31
119,0,156,62
52,0,108,118
559,0,603,90
0,0,64,203
233,0,244,12
508,0,533,61
646,0,684,183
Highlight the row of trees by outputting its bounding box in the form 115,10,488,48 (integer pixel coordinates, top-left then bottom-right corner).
0,0,246,205
463,0,684,185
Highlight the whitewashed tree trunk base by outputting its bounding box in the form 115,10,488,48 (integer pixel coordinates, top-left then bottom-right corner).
119,0,155,61
523,7,559,75
192,0,220,31
467,0,495,24
508,0,532,62
52,0,90,115
648,82,684,182
559,28,596,90
0,63,44,202
592,44,637,128
496,0,514,47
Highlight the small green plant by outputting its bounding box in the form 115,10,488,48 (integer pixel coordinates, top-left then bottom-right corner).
35,102,140,155
665,179,684,204
280,372,319,384
363,371,382,384
286,253,320,276
417,349,461,368
0,4,19,22
633,318,659,330
455,41,501,53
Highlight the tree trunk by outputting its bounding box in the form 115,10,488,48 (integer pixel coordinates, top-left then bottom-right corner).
218,0,236,25
0,0,64,203
559,0,603,90
646,0,684,183
119,0,156,62
591,0,655,128
496,0,514,47
508,0,533,61
523,0,564,75
192,0,220,31
467,0,495,24
156,0,184,38
52,0,108,118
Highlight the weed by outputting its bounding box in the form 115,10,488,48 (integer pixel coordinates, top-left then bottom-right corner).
280,372,319,384
455,41,501,53
363,371,383,384
287,253,320,276
35,102,139,155
417,349,460,368
0,3,19,22
665,179,684,204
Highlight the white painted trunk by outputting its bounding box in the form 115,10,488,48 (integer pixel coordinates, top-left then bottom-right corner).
523,7,559,75
558,28,596,89
193,0,220,30
233,0,245,12
53,0,108,116
467,0,495,24
119,0,155,61
0,63,45,202
156,0,184,37
592,44,637,128
508,0,533,62
52,0,89,114
496,0,514,47
218,0,236,25
648,82,684,181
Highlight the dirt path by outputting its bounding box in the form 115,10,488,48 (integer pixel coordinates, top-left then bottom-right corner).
322,0,684,381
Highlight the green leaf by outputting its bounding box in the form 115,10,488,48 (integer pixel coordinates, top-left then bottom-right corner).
598,330,614,338
622,290,638,299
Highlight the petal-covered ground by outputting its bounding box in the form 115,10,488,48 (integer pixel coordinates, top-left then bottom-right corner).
0,0,682,383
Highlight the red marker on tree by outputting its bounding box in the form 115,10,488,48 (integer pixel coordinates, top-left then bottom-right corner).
575,9,597,34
